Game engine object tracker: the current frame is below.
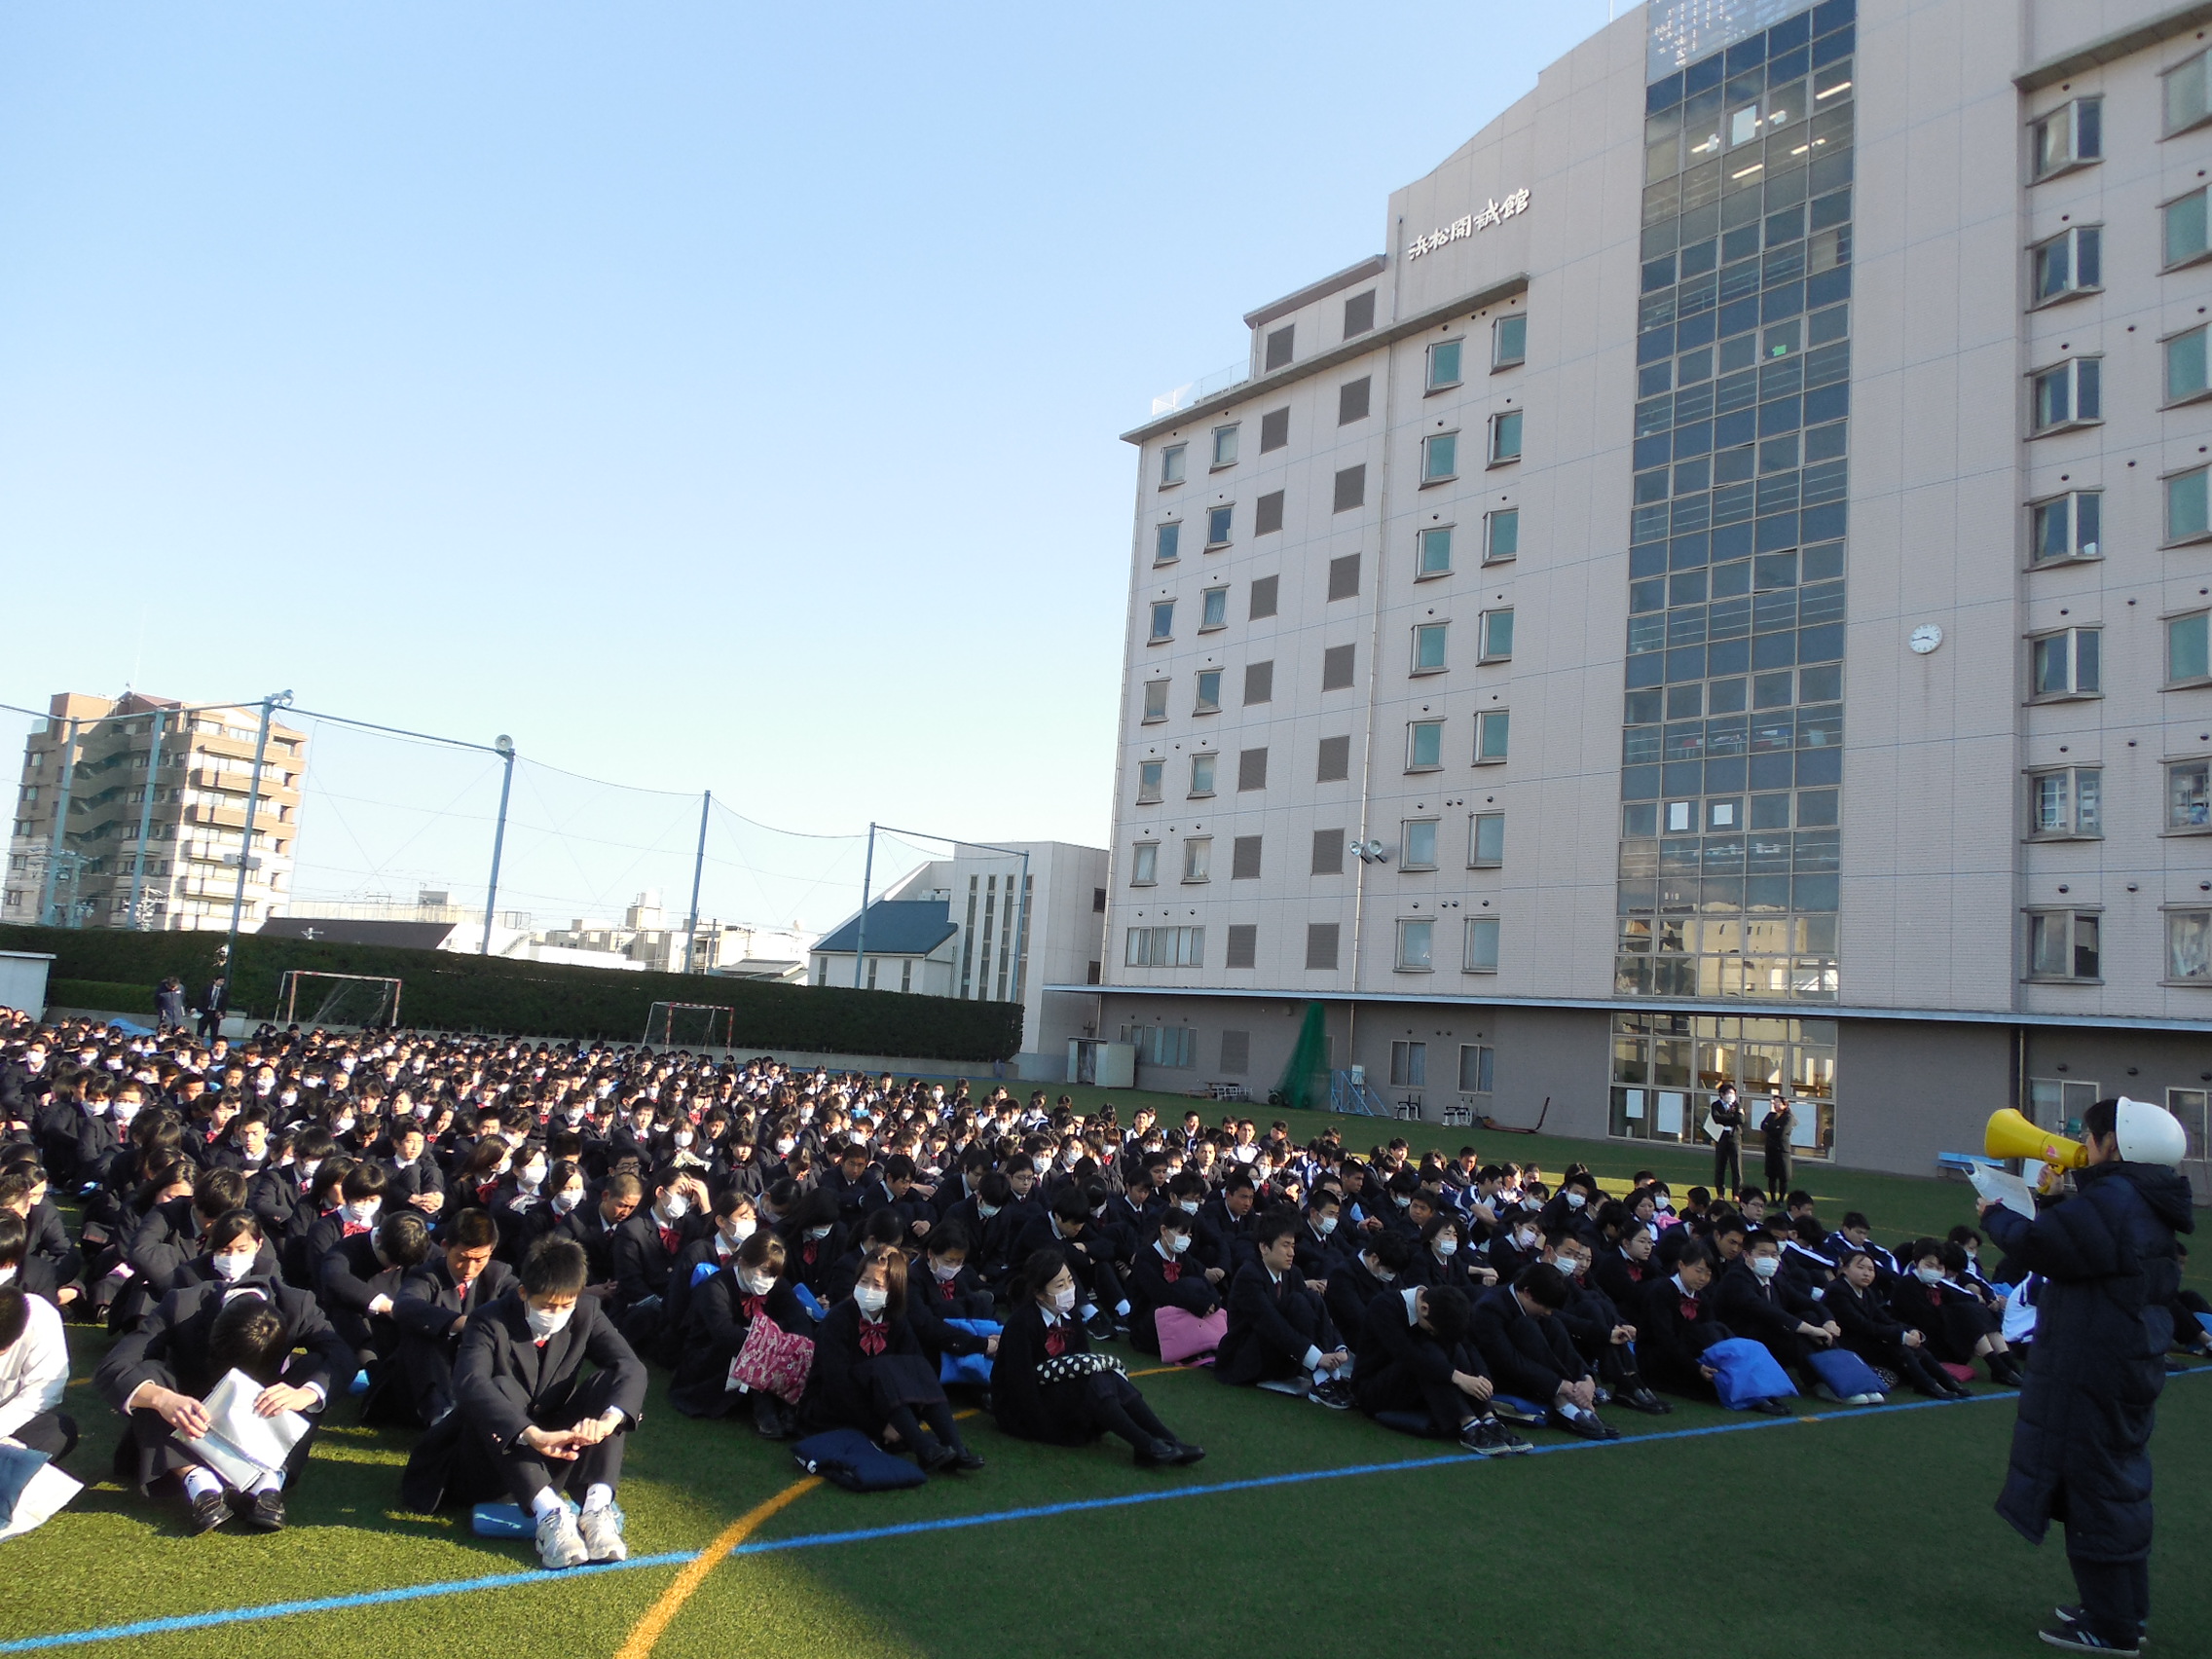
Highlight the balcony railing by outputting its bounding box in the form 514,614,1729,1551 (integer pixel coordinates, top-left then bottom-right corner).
1149,360,1247,419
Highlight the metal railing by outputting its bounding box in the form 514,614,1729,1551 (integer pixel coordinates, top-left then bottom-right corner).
1328,1069,1389,1117
1149,360,1248,418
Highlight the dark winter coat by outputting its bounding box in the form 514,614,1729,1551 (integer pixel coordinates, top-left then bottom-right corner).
1981,1161,2194,1563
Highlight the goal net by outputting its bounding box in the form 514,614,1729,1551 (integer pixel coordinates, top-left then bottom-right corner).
278,971,404,1030
645,1002,733,1049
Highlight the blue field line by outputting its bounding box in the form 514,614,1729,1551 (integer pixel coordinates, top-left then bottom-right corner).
3,1371,2202,1654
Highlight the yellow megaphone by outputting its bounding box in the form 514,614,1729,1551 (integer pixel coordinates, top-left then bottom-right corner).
1984,1108,2086,1170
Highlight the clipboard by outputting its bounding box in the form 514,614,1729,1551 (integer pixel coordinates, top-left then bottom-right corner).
180,1369,310,1489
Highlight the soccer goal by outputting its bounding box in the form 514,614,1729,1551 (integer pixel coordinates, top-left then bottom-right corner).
278,971,404,1030
645,1002,733,1049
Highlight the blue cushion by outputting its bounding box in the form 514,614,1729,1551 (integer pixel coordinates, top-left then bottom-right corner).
938,1318,1000,1386
792,1428,928,1492
1806,1346,1885,1399
1704,1337,1798,1410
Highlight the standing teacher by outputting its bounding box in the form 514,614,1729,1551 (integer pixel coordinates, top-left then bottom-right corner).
1977,1096,2192,1657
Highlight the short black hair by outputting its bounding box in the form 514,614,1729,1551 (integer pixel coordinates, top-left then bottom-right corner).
0,1285,26,1352
1420,1284,1471,1344
521,1235,589,1297
1516,1262,1571,1309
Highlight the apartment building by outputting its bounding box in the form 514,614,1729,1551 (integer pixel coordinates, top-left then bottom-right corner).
4,692,307,932
1075,0,2212,1177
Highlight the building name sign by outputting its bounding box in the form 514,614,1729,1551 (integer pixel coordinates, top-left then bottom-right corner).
1406,188,1530,260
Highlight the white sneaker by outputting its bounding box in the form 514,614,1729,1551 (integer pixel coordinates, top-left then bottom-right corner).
1844,1391,1884,1406
579,1501,627,1563
535,1504,589,1569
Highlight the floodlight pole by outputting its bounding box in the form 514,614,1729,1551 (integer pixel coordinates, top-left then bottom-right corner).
481,735,515,954
853,822,876,991
223,691,292,971
682,789,711,974
127,708,166,929
36,718,80,927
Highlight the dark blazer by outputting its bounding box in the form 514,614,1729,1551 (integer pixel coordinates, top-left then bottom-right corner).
802,1300,930,1431
988,1302,1097,1446
1350,1285,1476,1393
390,1255,517,1346
1471,1283,1586,1399
1214,1264,1340,1386
611,1209,702,1310
1633,1272,1733,1385
1712,1260,1820,1346
94,1275,350,1410
667,1267,815,1419
452,1287,648,1450
1323,1257,1395,1353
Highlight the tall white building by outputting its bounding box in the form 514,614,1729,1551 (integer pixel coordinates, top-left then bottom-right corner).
1073,0,2212,1178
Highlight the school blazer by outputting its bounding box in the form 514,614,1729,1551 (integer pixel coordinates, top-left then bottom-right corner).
452,1289,647,1450
94,1276,350,1410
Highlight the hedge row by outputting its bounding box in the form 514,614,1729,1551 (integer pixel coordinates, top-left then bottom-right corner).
0,925,1024,1061
46,979,158,1015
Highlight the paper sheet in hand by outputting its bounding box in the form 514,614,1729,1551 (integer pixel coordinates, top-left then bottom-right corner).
181,1369,309,1489
0,1456,82,1543
1970,1163,2038,1220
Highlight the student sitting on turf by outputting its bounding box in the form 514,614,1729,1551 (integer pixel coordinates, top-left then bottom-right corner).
1632,1239,1761,1407
803,1246,982,1475
1471,1264,1620,1440
1824,1247,1969,1399
1545,1230,1669,1415
1214,1211,1353,1408
0,1282,74,1463
1349,1280,1528,1456
384,1208,512,1427
990,1247,1202,1467
1125,1209,1223,1355
1711,1229,1851,1398
1890,1237,2024,1385
904,1222,998,1355
402,1235,647,1567
667,1230,816,1433
1487,1205,1543,1282
1292,1192,1345,1282
1592,1217,1656,1310
1325,1231,1412,1353
1012,1186,1129,1342
94,1211,350,1532
316,1205,429,1379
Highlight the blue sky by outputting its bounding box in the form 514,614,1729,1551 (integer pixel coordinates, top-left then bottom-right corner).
1,2,1616,928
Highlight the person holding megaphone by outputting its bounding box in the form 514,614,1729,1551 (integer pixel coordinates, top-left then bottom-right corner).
1976,1096,2193,1657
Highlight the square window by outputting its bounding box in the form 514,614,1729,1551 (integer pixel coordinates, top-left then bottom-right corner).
1427,340,1463,391
2030,358,2099,433
1306,922,1341,970
1211,424,1239,468
2167,467,2211,543
1136,760,1162,803
2031,226,2101,305
2030,96,2100,180
1311,828,1346,874
2166,47,2212,135
1463,914,1500,973
2030,491,2100,563
1396,918,1434,971
1206,504,1234,547
2026,909,2100,982
1149,600,1175,642
1224,928,1258,973
1259,407,1290,452
1189,754,1216,796
1129,842,1158,885
2169,759,2211,831
1470,810,1505,867
1236,747,1269,791
1490,409,1524,463
1493,313,1528,369
1199,587,1229,630
1340,377,1372,424
1327,554,1362,601
1244,660,1274,705
1265,324,1295,372
2164,186,2210,269
1249,575,1279,619
2169,611,2211,685
2168,326,2211,405
1194,669,1222,714
1476,708,1511,763
1413,622,1450,674
1160,444,1186,487
1317,735,1351,783
1389,1041,1426,1087
1154,522,1180,565
1486,508,1519,562
2169,909,2212,982
1335,464,1367,511
1402,818,1439,869
1422,431,1458,483
1322,644,1356,689
1480,608,1515,661
1407,720,1444,770
1231,834,1263,879
2030,627,2100,697
1344,290,1376,339
1141,680,1169,722
2027,767,2101,838
1182,836,1211,882
1419,526,1455,577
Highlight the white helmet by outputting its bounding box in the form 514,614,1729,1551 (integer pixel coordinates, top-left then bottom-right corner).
2115,1097,2190,1168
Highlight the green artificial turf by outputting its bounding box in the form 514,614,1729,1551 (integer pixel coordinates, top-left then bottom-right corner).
5,1119,2206,1657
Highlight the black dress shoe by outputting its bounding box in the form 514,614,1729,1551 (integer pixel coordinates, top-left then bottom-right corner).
1170,1440,1206,1466
917,1441,957,1474
1616,1387,1672,1416
1749,1397,1792,1417
952,1449,985,1471
243,1489,286,1531
1132,1437,1178,1467
188,1489,231,1534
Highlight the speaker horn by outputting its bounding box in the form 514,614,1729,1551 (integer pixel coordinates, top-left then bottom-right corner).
1984,1107,2085,1170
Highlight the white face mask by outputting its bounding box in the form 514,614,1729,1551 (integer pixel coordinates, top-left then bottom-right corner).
738,1268,776,1296
675,1131,694,1148
0,1266,16,1286
333,1117,355,1135
1434,1235,1459,1258
551,1190,582,1214
1367,1262,1394,1284
931,1260,962,1283
1177,1198,1199,1215
211,1249,257,1282
977,1202,1001,1220
723,1217,757,1245
1559,1257,1586,1279
518,1163,546,1193
774,1137,796,1156
525,1302,573,1340
1915,1265,1944,1285
1050,1284,1078,1314
854,1284,889,1315
1751,1256,1781,1279
344,1198,381,1227
1316,1215,1338,1236
1514,1229,1536,1250
804,1225,831,1240
660,1195,689,1221
1162,1233,1190,1256
1565,1192,1586,1210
